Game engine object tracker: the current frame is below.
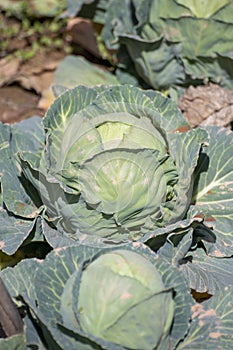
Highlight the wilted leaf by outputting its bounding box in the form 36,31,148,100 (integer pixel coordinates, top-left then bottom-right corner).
66,18,101,57
179,84,233,127
0,58,21,87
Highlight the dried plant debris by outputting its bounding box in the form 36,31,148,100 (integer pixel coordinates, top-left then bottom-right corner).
0,86,44,123
178,84,233,128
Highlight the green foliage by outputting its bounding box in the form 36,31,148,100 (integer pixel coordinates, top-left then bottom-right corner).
2,243,233,349
0,82,233,348
65,0,233,90
0,0,66,18
0,85,200,246
0,243,193,349
0,334,26,350
0,10,69,61
78,250,174,349
0,85,233,294
54,55,119,88
1,0,233,347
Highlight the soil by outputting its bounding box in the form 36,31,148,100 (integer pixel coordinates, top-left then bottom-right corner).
0,13,66,122
0,13,110,123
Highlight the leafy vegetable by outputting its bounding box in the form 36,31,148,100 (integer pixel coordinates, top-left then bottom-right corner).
1,1,233,348
0,243,192,349
66,0,233,90
78,250,174,349
2,243,233,349
0,0,66,17
0,85,205,248
0,334,26,350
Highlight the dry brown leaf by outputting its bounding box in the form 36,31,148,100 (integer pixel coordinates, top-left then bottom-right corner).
178,83,233,128
0,49,65,93
0,57,21,87
0,86,43,123
38,88,55,109
16,49,65,93
18,70,55,94
66,17,101,58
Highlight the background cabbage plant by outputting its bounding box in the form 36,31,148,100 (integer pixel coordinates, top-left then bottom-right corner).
65,0,233,90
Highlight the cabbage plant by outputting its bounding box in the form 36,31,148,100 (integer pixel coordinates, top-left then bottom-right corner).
0,84,233,294
78,249,174,349
0,84,207,249
65,0,233,90
2,242,233,349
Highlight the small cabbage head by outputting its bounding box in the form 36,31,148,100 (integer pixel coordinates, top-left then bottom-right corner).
78,250,174,350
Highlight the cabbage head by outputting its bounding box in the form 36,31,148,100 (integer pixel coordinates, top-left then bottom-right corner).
78,250,174,349
2,242,233,349
0,243,194,350
3,84,206,248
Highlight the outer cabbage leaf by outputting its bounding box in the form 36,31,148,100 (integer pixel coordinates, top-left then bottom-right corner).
211,1,233,23
0,334,25,350
0,117,45,254
118,35,185,90
175,0,230,18
98,0,233,89
192,127,233,257
0,211,36,255
164,18,233,58
65,0,94,17
65,0,108,23
0,259,58,349
0,117,44,218
158,231,233,294
182,54,233,89
177,286,233,349
23,314,49,350
180,248,233,294
54,55,119,89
